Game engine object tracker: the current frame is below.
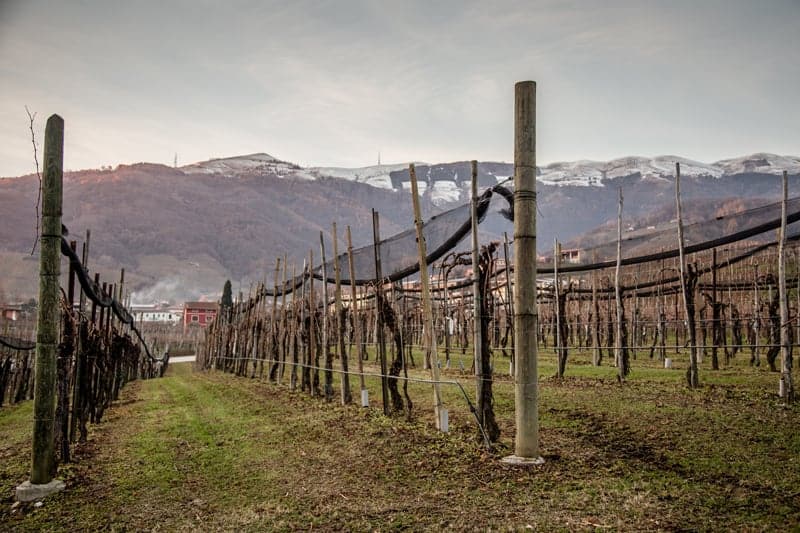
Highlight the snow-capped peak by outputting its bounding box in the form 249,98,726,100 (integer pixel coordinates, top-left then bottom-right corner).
537,155,725,186
307,162,427,190
177,151,798,203
180,153,314,180
712,153,800,176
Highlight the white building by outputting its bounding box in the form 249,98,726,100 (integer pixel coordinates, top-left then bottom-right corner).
131,304,182,324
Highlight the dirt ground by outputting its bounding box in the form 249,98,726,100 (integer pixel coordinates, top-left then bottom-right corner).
1,357,799,531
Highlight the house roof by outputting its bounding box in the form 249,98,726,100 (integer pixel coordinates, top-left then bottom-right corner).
184,301,219,310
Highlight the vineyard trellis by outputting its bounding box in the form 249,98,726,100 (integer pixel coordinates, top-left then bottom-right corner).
199,159,799,449
4,115,166,501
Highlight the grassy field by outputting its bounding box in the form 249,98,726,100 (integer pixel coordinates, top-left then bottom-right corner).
1,348,799,531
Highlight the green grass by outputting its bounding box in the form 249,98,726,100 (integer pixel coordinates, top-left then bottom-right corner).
1,351,799,531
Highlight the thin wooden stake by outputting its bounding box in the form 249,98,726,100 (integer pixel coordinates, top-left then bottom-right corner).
615,187,627,380
346,226,367,393
779,170,793,402
372,210,390,415
471,160,484,410
320,232,333,401
676,162,699,388
409,163,445,430
332,222,352,404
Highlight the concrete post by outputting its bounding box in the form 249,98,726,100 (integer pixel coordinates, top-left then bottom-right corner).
503,81,544,465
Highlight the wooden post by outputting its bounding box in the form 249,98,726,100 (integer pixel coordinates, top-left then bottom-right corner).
117,269,125,330
503,232,514,374
470,160,484,412
78,230,90,314
779,170,793,402
332,222,352,404
615,187,627,380
346,226,367,396
409,164,445,430
676,162,699,388
269,259,280,382
320,232,333,401
554,239,563,377
503,81,543,464
279,255,288,382
591,253,602,366
290,263,299,389
29,115,64,488
711,248,720,370
308,250,318,396
372,210,390,415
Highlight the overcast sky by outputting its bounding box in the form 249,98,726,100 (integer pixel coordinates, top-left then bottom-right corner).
1,0,798,177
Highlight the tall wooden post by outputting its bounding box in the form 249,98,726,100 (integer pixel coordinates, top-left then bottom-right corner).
409,164,445,430
19,115,66,499
711,248,720,370
332,222,352,404
615,187,627,380
269,259,280,382
591,253,602,366
470,160,485,416
554,239,563,377
372,210,390,415
279,255,288,382
779,171,794,402
308,250,318,396
320,232,333,401
676,162,700,388
503,232,514,373
346,226,367,398
503,81,543,464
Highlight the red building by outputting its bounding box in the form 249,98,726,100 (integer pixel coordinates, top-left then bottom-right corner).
183,301,219,329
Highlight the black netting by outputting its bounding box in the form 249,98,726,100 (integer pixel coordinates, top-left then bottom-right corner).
538,196,800,274
235,191,797,306
0,335,36,351
61,236,163,362
259,185,512,296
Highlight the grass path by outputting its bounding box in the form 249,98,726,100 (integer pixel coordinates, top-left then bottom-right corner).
1,360,799,530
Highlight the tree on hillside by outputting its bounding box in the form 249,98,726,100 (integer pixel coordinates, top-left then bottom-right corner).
221,280,233,310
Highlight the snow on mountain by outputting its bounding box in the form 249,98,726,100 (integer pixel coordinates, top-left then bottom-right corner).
179,152,799,199
713,153,800,176
181,153,315,180
537,155,725,186
308,162,425,190
429,180,463,205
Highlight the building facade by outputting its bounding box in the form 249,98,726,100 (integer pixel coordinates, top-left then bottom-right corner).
183,301,219,329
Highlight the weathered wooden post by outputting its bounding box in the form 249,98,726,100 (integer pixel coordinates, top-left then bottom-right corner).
554,239,563,376
346,226,368,405
320,232,334,401
269,258,280,382
503,232,515,374
502,81,543,465
409,164,446,431
17,114,67,501
470,160,485,420
676,162,700,388
372,210,390,415
332,222,352,405
615,187,628,380
779,170,794,402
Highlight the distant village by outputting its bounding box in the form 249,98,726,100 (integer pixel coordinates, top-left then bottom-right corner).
0,247,588,332
1,299,219,332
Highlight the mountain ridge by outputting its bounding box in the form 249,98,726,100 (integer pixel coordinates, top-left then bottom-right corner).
1,152,799,304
